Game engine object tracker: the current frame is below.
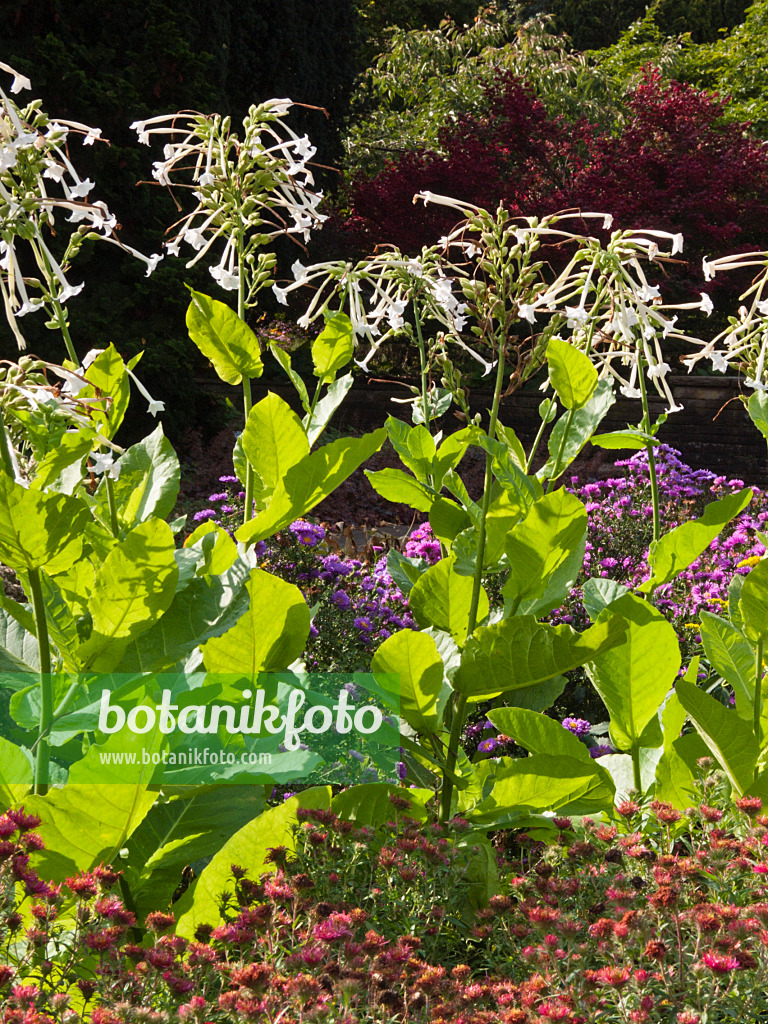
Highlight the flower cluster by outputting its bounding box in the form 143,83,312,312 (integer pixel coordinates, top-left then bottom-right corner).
10,782,768,1022
132,100,326,305
0,63,160,353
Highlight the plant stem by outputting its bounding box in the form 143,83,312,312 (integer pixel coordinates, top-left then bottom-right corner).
525,410,550,474
104,474,120,537
755,637,764,749
29,568,52,795
0,412,14,476
238,245,255,525
637,360,661,544
631,742,642,793
413,300,431,432
53,301,79,366
439,343,506,822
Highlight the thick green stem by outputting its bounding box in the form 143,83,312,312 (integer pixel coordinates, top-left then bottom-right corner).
29,568,52,795
755,638,764,749
0,412,14,476
638,363,661,545
53,302,79,366
525,411,550,475
631,742,642,793
439,344,506,822
104,474,120,538
237,245,255,525
413,301,431,433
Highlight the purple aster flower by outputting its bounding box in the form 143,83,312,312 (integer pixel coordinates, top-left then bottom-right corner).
289,520,326,546
353,616,373,631
219,475,239,483
193,509,217,522
477,737,499,754
309,623,319,638
396,761,407,781
331,590,351,610
589,744,614,758
562,717,591,737
254,540,267,558
220,505,234,515
208,492,228,502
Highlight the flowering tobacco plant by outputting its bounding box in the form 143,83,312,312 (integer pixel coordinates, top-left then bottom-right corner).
0,63,161,363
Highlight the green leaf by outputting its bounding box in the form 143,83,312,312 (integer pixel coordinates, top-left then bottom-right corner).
269,345,310,413
471,674,566,713
408,555,489,645
80,345,130,439
385,550,428,596
452,490,527,576
587,594,680,753
173,787,332,939
183,521,238,577
581,577,630,620
641,488,753,592
241,393,309,503
675,677,758,795
88,519,178,641
237,429,387,544
599,749,662,802
365,468,434,513
123,786,264,921
699,611,755,720
547,337,598,409
304,373,354,447
98,425,180,530
186,288,263,384
0,737,32,808
331,784,432,825
747,390,768,442
730,574,746,632
0,472,90,572
385,417,432,482
311,312,354,381
590,429,660,451
0,605,39,677
476,436,542,509
24,730,160,880
537,378,615,481
740,557,768,640
429,497,471,546
495,422,528,470
372,630,444,734
30,431,94,492
469,754,615,823
488,707,593,762
502,488,587,617
431,427,479,487
455,614,626,699
117,558,254,674
202,569,309,675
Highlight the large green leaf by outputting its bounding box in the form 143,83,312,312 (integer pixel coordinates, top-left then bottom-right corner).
24,728,161,880
476,436,542,510
468,753,615,823
202,569,309,676
547,337,598,410
408,555,489,645
0,605,39,678
331,784,432,825
581,577,630,620
186,289,263,384
488,707,593,762
747,391,768,443
312,312,354,382
455,614,626,698
0,472,90,572
590,429,659,451
537,378,615,481
0,736,33,808
237,428,387,544
173,787,331,939
740,557,768,640
372,630,444,734
640,488,753,592
365,468,434,513
30,431,94,493
502,488,587,617
117,558,254,673
676,678,758,794
98,425,180,530
471,674,566,712
241,393,309,503
88,519,179,642
587,594,680,753
699,611,755,720
123,786,264,922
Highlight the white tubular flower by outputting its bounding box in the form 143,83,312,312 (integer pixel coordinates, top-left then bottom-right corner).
710,351,729,373
125,366,164,417
700,293,714,316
